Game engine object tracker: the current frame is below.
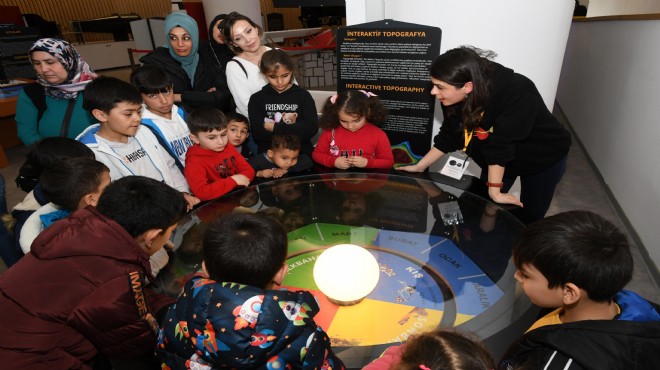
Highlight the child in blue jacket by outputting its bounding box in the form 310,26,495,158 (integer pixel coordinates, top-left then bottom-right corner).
157,212,344,370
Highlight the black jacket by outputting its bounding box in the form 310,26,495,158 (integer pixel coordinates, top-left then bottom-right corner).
140,47,232,113
499,291,660,370
434,62,571,177
199,40,233,73
248,152,313,175
202,14,234,73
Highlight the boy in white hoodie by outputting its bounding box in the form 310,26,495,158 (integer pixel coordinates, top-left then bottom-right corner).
76,76,199,210
130,65,192,170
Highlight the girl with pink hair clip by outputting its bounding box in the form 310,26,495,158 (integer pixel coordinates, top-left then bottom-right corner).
312,90,394,169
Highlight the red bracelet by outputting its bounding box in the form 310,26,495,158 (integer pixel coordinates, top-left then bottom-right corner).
486,182,504,188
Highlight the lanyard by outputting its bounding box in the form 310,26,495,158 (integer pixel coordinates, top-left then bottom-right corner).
463,129,473,152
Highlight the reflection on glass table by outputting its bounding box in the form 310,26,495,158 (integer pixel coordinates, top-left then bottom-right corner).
154,172,539,368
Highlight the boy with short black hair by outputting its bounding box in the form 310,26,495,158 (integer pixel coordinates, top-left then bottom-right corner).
157,212,344,370
131,65,192,170
499,210,660,370
19,157,110,254
0,176,188,367
248,133,313,179
184,106,255,201
225,111,251,158
2,137,95,266
77,76,199,209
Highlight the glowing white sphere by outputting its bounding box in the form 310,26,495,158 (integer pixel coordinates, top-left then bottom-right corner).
313,244,380,305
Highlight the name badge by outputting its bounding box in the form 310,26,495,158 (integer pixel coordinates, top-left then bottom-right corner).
440,151,469,180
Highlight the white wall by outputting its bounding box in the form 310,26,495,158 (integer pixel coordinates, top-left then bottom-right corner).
346,0,575,110
202,0,263,30
556,20,660,269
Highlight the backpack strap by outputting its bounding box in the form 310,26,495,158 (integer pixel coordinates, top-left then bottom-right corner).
229,59,248,77
59,99,76,138
22,83,47,128
142,124,185,172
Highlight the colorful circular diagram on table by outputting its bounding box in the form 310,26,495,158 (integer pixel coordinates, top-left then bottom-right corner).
282,222,503,347
158,172,535,368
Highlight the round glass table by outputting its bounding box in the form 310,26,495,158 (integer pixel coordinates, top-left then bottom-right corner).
154,172,538,368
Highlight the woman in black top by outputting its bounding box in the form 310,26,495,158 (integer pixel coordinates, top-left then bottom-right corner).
398,46,571,222
201,13,234,72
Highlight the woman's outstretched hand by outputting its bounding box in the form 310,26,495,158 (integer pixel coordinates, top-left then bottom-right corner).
396,164,424,172
488,189,523,208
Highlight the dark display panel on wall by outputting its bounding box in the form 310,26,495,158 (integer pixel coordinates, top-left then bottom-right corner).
337,20,441,165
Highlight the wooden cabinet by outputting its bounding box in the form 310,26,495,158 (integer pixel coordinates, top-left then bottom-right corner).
74,41,135,70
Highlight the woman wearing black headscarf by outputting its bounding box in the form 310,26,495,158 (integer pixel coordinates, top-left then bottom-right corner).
200,13,234,72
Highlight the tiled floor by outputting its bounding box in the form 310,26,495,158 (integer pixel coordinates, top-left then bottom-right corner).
1,100,659,302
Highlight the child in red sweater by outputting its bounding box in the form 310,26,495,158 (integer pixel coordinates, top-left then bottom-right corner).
312,90,394,169
184,107,255,201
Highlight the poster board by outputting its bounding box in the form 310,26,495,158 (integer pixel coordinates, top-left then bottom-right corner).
337,20,441,166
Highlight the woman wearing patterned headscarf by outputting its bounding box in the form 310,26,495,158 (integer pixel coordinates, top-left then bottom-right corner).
140,12,232,113
16,38,97,145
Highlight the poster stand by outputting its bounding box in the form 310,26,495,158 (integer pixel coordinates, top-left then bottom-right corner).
337,20,441,166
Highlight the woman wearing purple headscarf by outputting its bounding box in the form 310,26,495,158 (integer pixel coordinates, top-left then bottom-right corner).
16,38,97,145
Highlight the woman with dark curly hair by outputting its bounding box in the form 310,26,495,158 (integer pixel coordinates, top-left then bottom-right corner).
398,46,571,222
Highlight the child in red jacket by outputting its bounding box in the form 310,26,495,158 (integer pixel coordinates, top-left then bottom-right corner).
184,107,255,201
